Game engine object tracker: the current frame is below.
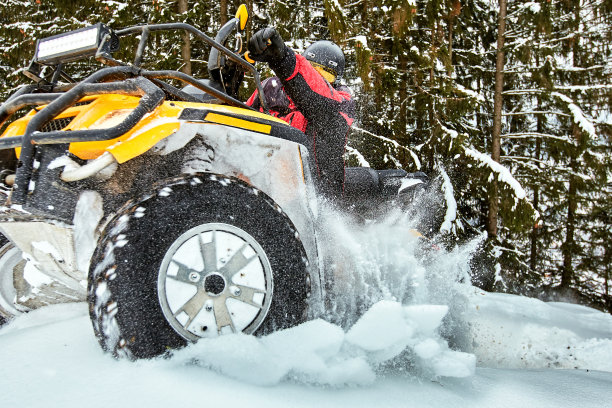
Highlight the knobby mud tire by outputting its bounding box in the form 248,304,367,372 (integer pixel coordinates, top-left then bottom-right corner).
88,173,310,359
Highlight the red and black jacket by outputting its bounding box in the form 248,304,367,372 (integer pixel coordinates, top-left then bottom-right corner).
247,48,355,197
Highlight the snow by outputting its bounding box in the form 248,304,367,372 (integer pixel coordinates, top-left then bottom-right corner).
521,2,542,14
73,191,103,273
1,201,611,407
48,154,81,171
398,178,423,193
352,35,369,50
158,186,173,197
552,92,597,139
31,241,63,262
22,256,54,288
345,145,371,167
438,163,457,233
464,147,527,200
353,126,421,169
455,84,485,102
468,291,612,372
1,290,611,407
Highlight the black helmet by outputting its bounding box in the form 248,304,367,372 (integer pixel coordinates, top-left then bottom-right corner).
303,40,345,80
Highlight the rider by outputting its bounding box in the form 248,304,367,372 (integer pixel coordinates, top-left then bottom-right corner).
246,28,355,198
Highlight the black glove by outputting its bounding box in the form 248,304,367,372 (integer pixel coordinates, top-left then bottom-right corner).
247,27,285,63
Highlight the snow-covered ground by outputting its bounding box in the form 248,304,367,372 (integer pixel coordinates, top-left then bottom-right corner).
2,207,611,407
1,290,611,408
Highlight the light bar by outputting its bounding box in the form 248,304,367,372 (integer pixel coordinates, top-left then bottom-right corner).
34,24,116,64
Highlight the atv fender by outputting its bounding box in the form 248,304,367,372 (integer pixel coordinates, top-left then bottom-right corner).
154,122,324,310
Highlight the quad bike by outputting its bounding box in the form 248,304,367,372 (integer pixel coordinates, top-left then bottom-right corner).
0,6,430,357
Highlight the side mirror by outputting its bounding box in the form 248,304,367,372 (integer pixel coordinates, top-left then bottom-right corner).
235,4,248,31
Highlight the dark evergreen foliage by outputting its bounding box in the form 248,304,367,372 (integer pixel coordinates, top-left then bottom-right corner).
0,0,609,312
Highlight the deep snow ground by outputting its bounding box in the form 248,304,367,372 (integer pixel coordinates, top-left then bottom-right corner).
1,290,611,408
2,206,611,407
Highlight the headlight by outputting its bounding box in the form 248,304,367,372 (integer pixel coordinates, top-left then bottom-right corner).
34,23,118,65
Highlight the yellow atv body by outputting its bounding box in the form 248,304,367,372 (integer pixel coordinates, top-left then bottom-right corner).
4,95,289,163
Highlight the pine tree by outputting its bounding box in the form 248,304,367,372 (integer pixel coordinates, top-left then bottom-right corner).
0,1,610,311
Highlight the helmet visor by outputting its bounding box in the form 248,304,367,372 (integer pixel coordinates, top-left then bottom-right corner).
309,61,337,83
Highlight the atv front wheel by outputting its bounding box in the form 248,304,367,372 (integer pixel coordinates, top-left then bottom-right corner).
88,173,310,359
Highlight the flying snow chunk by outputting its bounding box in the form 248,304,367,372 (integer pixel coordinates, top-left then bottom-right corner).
398,178,423,194
322,357,376,386
430,350,476,378
264,319,344,360
403,305,449,336
414,338,442,359
171,333,289,386
158,187,173,197
346,300,415,351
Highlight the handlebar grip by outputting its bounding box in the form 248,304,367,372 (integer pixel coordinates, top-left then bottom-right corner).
244,39,271,63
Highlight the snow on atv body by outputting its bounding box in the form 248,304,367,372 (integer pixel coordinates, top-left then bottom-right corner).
0,6,428,357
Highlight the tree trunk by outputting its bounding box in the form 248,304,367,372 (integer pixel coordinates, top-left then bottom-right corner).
178,0,191,75
561,124,580,288
488,0,507,239
398,55,409,149
428,21,436,128
448,26,453,69
530,88,543,271
246,1,253,38
530,183,540,271
561,3,583,289
605,245,610,313
220,0,228,26
426,20,437,169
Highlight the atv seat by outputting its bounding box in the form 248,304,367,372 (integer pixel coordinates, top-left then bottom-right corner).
182,82,226,103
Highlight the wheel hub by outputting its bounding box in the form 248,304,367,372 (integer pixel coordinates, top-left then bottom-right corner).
204,273,226,295
158,223,273,341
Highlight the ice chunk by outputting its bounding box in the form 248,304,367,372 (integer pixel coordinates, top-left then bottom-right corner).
158,187,173,197
31,241,63,262
403,305,448,335
414,338,441,359
430,350,476,378
264,319,344,360
346,300,415,352
171,333,290,386
322,357,376,386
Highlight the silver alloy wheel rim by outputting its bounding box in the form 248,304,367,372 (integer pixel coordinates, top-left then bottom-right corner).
0,243,27,317
158,223,273,341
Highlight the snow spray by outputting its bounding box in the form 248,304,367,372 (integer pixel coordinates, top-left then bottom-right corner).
166,197,484,385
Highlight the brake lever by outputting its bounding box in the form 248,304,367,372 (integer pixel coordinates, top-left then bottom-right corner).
243,39,270,64
244,52,255,64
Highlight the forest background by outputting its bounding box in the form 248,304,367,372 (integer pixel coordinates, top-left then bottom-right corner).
0,0,610,312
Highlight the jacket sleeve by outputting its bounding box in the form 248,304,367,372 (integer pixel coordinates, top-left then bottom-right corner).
269,48,355,196
269,49,354,126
